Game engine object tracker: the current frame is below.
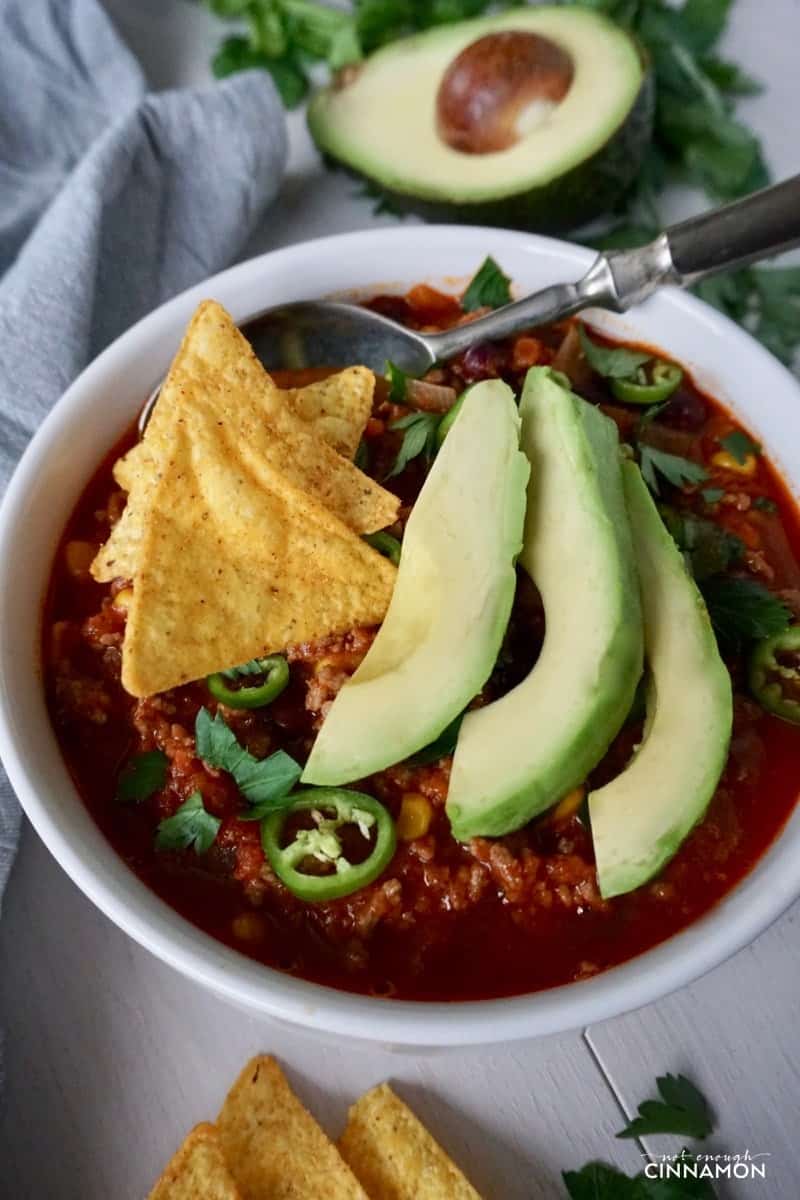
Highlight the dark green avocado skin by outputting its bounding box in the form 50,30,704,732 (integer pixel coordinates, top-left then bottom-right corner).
315,71,654,235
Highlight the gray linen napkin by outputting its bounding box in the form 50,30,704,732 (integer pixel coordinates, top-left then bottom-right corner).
0,0,288,916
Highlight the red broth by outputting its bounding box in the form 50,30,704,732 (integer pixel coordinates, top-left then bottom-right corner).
43,290,800,1001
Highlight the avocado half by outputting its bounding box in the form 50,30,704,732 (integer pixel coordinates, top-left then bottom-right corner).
308,7,653,233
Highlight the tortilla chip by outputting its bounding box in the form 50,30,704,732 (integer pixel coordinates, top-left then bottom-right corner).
147,1124,241,1200
114,366,372,498
92,301,393,584
216,1056,368,1200
121,408,395,697
282,367,374,459
339,1083,482,1200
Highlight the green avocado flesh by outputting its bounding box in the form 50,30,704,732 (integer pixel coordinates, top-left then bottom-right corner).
301,381,529,787
308,7,652,233
446,368,643,841
588,463,733,900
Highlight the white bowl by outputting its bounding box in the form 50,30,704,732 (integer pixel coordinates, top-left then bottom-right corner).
2,226,800,1048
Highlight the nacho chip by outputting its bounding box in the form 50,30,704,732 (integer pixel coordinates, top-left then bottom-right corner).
114,366,372,498
121,408,395,697
147,1123,241,1200
282,367,374,459
92,301,393,584
339,1083,482,1200
216,1056,368,1200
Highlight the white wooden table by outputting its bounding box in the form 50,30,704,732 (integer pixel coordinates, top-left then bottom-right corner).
1,2,798,1196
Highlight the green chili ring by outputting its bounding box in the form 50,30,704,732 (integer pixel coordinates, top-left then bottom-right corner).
749,626,800,725
611,361,683,406
363,531,402,565
207,655,289,710
261,789,396,902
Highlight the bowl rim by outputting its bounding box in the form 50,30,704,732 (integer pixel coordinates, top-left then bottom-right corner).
2,223,800,1047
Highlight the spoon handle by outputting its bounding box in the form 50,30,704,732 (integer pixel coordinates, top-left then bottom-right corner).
664,172,800,284
426,174,800,362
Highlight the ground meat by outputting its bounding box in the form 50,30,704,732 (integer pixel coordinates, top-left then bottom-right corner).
54,671,113,725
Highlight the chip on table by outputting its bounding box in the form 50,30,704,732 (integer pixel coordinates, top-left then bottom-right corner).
339,1083,483,1200
215,1056,369,1200
147,1123,242,1200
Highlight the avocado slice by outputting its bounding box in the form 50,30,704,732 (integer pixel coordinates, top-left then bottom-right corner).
301,381,529,787
446,368,642,840
308,7,652,233
588,463,733,899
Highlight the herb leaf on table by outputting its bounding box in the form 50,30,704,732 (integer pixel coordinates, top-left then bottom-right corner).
617,1073,713,1139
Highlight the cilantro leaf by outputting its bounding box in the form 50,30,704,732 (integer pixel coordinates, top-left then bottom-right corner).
155,792,221,855
640,446,708,495
385,360,409,403
678,0,733,55
195,707,301,811
665,511,744,581
700,55,762,96
563,1161,639,1199
618,1073,713,1140
461,256,512,312
701,487,725,505
386,411,441,478
750,267,800,366
753,495,777,513
695,266,800,370
700,576,792,652
117,750,168,804
579,325,652,380
354,439,370,471
720,429,761,463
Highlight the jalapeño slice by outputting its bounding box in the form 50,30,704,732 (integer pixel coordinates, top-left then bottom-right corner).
749,626,800,725
261,789,396,902
207,655,289,710
611,361,683,406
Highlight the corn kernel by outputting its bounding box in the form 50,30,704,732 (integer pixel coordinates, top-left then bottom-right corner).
231,912,266,943
711,450,757,477
64,540,96,578
112,587,134,611
396,793,433,841
552,786,586,824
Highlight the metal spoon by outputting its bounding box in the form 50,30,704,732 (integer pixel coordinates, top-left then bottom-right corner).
140,174,800,434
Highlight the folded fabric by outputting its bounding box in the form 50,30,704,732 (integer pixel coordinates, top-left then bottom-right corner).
0,0,288,1084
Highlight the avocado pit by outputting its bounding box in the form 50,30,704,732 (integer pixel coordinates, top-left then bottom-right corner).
436,31,574,155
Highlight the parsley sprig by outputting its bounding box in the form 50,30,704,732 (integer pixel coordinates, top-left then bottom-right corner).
719,429,761,464
700,576,791,652
563,1074,717,1198
617,1073,713,1140
639,445,708,495
195,707,302,817
117,750,168,804
461,256,512,312
156,792,221,855
579,326,653,380
387,410,441,478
